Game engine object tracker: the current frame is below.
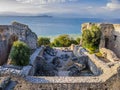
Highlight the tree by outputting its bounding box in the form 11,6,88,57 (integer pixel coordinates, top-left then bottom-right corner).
51,34,78,47
38,37,50,46
10,41,30,66
82,25,101,53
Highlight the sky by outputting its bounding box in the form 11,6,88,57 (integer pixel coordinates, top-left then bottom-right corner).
0,0,120,18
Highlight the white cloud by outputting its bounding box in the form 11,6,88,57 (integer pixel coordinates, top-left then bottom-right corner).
16,0,78,4
106,0,120,10
0,0,119,18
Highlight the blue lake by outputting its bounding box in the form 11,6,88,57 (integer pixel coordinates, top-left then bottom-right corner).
0,16,120,38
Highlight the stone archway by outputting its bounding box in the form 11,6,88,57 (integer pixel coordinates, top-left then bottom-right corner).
8,34,18,53
105,37,109,49
0,33,18,65
6,34,18,65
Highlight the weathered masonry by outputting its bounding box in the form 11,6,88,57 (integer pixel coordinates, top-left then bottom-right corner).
0,46,119,90
0,22,120,90
0,22,37,65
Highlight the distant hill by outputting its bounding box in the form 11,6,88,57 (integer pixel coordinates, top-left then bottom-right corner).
36,15,53,18
0,12,53,17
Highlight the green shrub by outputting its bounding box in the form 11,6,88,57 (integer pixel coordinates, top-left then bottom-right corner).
82,25,101,53
10,41,30,66
38,37,50,46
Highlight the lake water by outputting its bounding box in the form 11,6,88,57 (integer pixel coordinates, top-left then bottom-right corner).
0,16,120,38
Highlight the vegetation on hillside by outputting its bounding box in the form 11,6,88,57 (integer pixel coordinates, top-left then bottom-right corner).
82,25,101,53
10,41,30,66
51,34,79,47
38,35,80,47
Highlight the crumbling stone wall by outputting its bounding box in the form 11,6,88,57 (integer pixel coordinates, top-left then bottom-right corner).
29,47,45,76
9,22,38,49
73,46,102,76
82,23,120,58
0,46,120,90
9,72,120,90
0,22,37,65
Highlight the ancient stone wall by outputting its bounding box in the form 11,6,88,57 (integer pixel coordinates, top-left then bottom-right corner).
29,47,45,76
73,46,102,75
0,22,38,65
0,46,120,90
11,22,38,49
10,70,120,90
82,23,120,58
14,46,120,89
0,47,45,77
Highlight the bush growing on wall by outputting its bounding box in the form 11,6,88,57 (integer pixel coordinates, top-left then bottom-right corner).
10,41,30,66
82,25,101,53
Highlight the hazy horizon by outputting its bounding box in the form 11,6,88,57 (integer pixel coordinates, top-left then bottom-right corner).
0,0,120,18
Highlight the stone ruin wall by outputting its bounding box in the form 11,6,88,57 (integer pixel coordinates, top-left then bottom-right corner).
82,23,120,58
9,74,120,90
14,47,120,90
0,22,38,65
0,46,119,90
0,22,120,89
0,46,120,90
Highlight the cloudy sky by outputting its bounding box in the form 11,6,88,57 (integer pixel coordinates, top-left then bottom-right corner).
0,0,120,18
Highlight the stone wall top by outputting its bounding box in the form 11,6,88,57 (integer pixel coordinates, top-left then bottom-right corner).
12,21,28,28
30,47,44,66
82,23,120,32
82,23,120,29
